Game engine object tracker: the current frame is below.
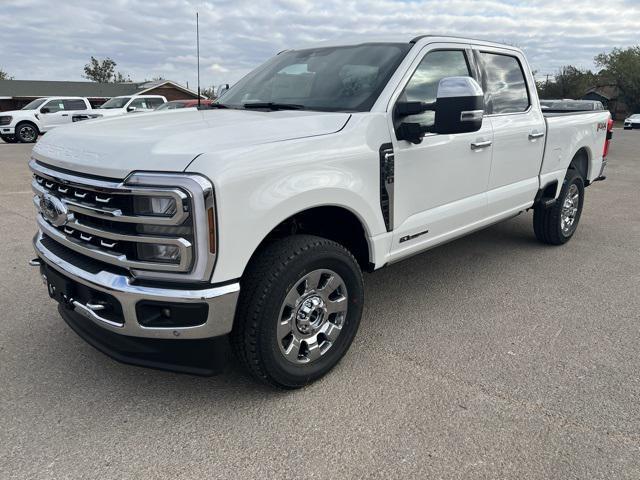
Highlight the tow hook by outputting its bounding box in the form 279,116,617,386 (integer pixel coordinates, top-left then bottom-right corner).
29,258,42,267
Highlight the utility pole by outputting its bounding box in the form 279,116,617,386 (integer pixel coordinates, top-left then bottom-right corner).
196,12,201,108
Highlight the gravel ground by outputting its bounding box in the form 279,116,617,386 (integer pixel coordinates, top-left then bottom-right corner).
1,131,639,479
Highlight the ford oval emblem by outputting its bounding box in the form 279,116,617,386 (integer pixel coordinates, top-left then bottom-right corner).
40,193,69,227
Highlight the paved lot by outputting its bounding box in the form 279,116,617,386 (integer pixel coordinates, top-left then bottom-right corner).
1,132,639,479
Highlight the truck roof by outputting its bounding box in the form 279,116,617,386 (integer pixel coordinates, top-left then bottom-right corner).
288,35,522,53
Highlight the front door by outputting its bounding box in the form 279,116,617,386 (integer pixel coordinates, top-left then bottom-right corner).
39,99,68,130
388,45,493,260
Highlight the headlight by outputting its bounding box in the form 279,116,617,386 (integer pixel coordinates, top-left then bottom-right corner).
133,196,178,217
137,243,181,263
0,116,12,126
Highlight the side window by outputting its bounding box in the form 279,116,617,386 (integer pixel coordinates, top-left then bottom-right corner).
129,98,149,109
63,99,87,110
400,50,471,127
43,100,65,113
480,53,529,114
147,98,164,108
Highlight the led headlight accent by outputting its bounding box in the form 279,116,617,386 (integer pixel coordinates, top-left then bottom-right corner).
137,243,181,264
133,196,178,217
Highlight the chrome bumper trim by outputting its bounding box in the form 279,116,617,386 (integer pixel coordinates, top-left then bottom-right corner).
33,231,239,339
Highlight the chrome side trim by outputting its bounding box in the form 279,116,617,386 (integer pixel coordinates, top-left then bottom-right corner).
34,232,239,339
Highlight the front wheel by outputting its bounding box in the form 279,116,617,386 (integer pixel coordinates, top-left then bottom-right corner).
533,169,585,245
231,235,364,388
15,122,39,143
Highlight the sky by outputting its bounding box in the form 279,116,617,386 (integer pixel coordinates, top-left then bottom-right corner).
1,0,639,89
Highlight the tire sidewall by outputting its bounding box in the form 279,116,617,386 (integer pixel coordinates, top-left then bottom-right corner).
258,245,364,387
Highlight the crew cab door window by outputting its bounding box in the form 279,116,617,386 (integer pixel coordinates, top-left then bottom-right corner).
479,53,529,114
146,98,165,109
42,100,65,113
128,98,151,110
62,99,87,110
400,50,471,127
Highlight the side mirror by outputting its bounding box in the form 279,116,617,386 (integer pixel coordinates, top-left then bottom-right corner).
127,106,137,112
40,107,50,114
395,76,484,144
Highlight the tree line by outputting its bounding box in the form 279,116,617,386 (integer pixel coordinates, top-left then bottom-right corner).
537,46,640,112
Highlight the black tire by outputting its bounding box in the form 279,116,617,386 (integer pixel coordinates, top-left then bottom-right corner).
15,122,39,143
0,134,18,144
231,234,364,389
534,169,585,245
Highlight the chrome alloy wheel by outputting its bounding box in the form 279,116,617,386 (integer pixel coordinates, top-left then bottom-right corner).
277,269,348,364
560,183,580,235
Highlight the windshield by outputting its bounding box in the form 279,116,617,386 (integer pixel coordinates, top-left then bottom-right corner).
22,98,47,110
219,43,411,112
156,101,187,110
99,97,131,109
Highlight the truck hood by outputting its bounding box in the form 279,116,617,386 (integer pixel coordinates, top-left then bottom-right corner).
32,109,351,178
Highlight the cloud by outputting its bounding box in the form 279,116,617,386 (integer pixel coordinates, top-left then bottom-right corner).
0,0,638,89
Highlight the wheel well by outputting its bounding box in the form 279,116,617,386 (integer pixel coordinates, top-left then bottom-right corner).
253,206,371,270
569,148,589,180
15,120,40,134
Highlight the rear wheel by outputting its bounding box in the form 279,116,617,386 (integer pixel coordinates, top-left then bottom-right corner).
231,235,364,388
15,122,39,143
0,134,18,143
534,169,584,245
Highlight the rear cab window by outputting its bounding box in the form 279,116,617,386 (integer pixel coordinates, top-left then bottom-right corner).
478,52,530,114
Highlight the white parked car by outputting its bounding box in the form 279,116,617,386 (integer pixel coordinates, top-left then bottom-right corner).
623,114,640,130
0,97,92,143
95,95,167,117
30,36,613,388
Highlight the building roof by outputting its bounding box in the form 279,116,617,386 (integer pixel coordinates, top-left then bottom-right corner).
0,79,201,99
583,84,619,101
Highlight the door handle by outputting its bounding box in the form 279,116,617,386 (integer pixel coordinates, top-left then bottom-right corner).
61,114,69,117
528,131,545,140
470,140,492,150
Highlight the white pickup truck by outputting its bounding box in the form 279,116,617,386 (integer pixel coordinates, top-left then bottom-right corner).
1,97,92,143
29,36,612,388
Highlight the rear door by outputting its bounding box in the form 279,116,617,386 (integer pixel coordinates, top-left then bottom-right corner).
388,43,494,260
475,47,546,214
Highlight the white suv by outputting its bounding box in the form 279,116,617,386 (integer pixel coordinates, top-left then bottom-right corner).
95,95,167,117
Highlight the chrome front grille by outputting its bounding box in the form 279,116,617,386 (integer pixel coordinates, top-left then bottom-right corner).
30,159,216,282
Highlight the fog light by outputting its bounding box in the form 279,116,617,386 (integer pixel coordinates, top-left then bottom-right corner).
133,196,177,216
137,243,181,263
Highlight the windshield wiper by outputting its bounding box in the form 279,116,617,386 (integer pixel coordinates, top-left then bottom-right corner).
209,103,229,109
242,102,305,111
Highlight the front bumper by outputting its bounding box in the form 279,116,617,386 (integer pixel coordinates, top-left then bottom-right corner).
0,126,15,135
33,231,240,340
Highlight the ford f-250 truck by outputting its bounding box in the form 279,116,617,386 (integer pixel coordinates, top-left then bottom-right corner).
29,36,613,388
